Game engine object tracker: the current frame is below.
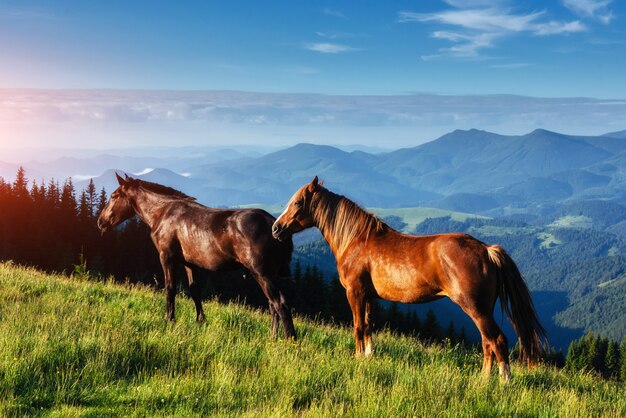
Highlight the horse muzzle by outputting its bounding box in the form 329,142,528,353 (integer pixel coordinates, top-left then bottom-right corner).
97,218,110,234
272,223,288,241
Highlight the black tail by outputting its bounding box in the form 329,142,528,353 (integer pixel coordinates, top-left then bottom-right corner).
487,245,547,364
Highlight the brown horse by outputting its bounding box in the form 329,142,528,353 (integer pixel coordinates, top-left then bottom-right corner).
272,176,546,381
98,173,296,339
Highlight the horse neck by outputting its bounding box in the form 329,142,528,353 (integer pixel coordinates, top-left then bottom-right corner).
311,190,368,260
127,188,173,228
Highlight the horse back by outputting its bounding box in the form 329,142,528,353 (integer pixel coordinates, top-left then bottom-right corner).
154,203,291,275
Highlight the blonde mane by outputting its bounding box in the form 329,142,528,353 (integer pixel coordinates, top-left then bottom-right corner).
312,187,386,257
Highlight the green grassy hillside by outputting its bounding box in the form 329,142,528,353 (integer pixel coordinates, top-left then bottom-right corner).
0,262,624,417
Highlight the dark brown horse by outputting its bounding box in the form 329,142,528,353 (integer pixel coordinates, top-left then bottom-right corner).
98,173,296,339
272,176,546,381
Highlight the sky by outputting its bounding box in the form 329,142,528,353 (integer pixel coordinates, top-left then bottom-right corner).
1,0,626,153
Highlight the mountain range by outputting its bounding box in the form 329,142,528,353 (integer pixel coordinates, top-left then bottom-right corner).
4,128,626,215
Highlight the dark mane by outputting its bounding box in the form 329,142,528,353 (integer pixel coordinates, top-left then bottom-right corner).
133,179,196,201
312,186,386,256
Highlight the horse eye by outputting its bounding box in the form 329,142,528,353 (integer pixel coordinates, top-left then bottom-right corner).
294,200,303,208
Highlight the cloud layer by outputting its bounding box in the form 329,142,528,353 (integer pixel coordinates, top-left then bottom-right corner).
1,89,625,150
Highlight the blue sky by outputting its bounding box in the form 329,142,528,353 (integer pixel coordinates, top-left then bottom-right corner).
1,1,625,151
1,0,624,97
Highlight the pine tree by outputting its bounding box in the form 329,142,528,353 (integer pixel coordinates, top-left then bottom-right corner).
408,309,421,336
386,302,401,331
293,260,302,282
458,326,468,346
328,275,351,324
590,335,608,376
97,187,108,215
422,309,440,341
47,180,60,209
78,190,91,221
604,340,620,380
445,321,457,343
12,166,29,199
60,179,77,214
619,337,626,382
566,339,583,372
86,179,97,217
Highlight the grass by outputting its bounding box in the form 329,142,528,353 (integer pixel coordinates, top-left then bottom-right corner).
537,232,564,250
549,215,594,229
1,262,624,417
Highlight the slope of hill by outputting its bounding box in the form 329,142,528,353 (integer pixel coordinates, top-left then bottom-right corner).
1,262,623,417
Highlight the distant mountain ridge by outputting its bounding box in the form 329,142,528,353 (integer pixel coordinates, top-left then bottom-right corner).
4,128,626,215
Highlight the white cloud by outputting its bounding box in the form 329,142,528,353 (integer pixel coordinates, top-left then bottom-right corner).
562,0,613,23
305,42,356,54
533,20,586,35
442,0,510,7
322,8,346,19
400,6,586,59
490,62,532,69
400,9,544,33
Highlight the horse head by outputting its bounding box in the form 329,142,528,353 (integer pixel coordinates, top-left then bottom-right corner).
97,173,137,233
272,176,321,241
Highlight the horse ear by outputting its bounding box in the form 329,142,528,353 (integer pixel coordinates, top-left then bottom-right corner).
308,175,319,192
116,172,126,185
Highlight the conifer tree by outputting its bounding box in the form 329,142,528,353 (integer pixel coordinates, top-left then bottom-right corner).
458,326,468,346
97,187,108,215
78,190,91,221
409,309,421,336
604,340,620,379
590,335,608,376
386,302,401,331
12,166,29,199
422,309,440,340
86,179,98,217
566,339,582,372
619,337,626,382
445,321,457,343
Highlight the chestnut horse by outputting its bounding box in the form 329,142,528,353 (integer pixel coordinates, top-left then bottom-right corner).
98,173,296,339
272,177,546,381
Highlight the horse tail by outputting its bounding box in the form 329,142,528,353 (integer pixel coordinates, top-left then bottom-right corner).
487,245,547,365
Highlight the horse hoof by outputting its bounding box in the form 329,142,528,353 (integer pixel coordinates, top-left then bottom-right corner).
499,362,512,383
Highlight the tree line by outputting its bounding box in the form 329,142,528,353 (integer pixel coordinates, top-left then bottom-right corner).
565,333,626,381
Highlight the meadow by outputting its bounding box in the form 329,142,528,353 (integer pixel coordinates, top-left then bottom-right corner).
0,262,624,417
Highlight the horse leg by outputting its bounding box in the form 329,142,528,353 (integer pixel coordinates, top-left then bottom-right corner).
364,299,374,356
255,274,296,339
185,266,205,322
472,314,511,383
160,253,177,322
269,303,279,338
346,287,366,356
